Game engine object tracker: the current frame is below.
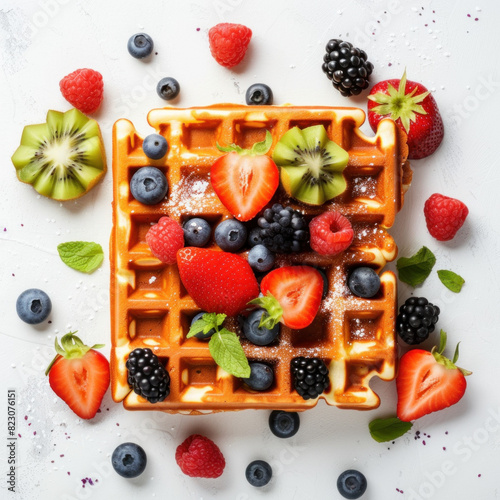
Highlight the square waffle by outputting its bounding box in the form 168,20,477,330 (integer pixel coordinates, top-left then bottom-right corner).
110,104,411,414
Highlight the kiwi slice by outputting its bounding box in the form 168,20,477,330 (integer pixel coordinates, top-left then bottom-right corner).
11,108,106,201
272,125,349,205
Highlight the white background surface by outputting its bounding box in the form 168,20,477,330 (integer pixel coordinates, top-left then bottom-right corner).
1,0,499,499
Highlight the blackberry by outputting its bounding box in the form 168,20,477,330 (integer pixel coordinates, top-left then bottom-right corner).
322,39,373,97
257,204,309,253
397,297,440,345
126,348,170,403
291,357,329,400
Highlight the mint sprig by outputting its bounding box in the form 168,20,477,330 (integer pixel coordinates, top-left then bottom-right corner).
187,313,251,378
369,417,413,442
437,270,465,293
57,241,104,274
186,313,225,339
396,246,436,287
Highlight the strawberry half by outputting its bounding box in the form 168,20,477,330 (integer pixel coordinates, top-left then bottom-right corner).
45,332,110,420
177,247,259,316
250,266,323,330
368,70,444,159
211,131,279,221
396,330,471,422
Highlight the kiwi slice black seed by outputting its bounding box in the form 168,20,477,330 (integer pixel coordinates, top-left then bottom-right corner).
11,108,106,201
272,125,349,205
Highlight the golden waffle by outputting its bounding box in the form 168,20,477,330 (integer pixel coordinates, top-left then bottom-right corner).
110,104,411,414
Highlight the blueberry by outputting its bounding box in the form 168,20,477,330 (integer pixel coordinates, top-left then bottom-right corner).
243,310,279,346
348,267,381,298
242,362,274,391
190,312,216,340
214,219,247,252
183,218,211,247
127,33,154,59
248,245,275,273
16,288,52,325
142,134,168,160
245,460,272,487
130,167,168,205
112,442,147,478
315,267,329,299
337,470,367,499
247,227,263,247
268,410,300,438
245,83,273,105
156,77,180,100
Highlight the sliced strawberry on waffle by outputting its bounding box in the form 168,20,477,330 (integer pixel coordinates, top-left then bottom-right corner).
177,247,260,316
397,330,471,422
211,131,279,221
250,266,323,330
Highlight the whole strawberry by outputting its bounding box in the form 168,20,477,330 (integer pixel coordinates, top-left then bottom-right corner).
60,68,104,114
146,216,184,264
208,23,252,68
176,434,225,478
424,193,469,241
177,247,259,316
368,71,443,159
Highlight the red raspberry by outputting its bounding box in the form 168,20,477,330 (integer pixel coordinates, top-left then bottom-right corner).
59,68,103,114
424,193,469,241
146,216,184,264
208,23,252,68
175,434,225,478
309,211,354,256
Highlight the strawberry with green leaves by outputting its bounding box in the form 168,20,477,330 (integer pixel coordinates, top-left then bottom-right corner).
250,266,323,330
45,332,110,419
211,131,279,221
397,330,471,422
368,71,444,159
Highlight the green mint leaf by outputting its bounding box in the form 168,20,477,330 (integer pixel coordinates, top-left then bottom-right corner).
369,417,413,443
437,270,465,293
186,312,221,339
57,241,104,274
216,313,226,327
396,246,436,287
209,329,251,378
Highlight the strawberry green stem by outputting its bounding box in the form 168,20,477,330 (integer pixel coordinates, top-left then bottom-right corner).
248,293,283,329
431,330,472,377
216,130,272,156
45,331,104,376
367,70,430,134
